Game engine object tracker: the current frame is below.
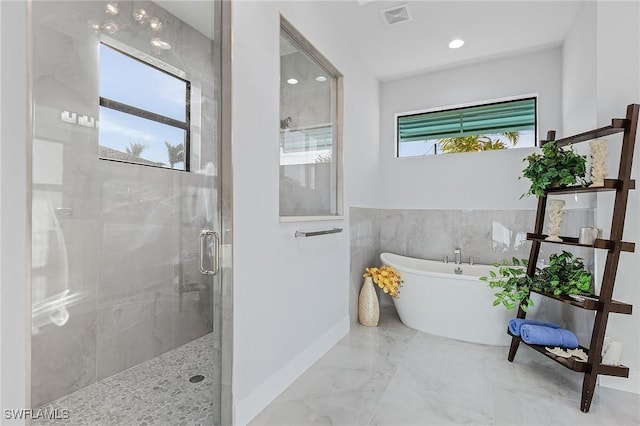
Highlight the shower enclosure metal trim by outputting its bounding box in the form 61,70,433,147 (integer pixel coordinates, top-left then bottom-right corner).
219,0,234,423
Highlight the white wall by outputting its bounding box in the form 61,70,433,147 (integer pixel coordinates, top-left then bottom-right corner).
1,0,3,414
562,1,640,394
231,1,379,424
378,48,563,210
0,1,29,424
594,1,639,394
1,1,3,412
562,2,597,136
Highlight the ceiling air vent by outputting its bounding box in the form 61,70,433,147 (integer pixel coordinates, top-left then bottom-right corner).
380,4,413,26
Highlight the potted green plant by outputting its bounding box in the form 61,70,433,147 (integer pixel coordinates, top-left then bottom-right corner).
521,142,587,198
534,251,593,297
481,251,593,311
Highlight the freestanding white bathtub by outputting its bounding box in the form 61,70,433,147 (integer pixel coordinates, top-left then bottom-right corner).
381,252,537,346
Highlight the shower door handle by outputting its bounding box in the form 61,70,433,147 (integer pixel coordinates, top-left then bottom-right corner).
199,230,220,276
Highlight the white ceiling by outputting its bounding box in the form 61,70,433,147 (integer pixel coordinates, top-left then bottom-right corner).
157,0,582,82
324,1,582,81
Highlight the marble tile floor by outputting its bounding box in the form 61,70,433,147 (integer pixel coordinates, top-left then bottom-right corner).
34,333,219,426
250,305,640,426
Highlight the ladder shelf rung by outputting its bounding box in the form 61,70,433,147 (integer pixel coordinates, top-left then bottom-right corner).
544,179,635,195
554,119,628,146
529,289,633,315
526,233,635,252
508,332,630,377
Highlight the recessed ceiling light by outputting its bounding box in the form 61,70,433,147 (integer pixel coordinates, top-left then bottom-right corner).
315,76,327,82
449,39,464,49
287,78,298,85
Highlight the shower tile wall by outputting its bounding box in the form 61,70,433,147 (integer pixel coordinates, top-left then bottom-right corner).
350,207,596,342
31,1,219,407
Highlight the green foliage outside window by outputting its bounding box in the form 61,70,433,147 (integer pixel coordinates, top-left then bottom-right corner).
126,142,147,157
165,141,185,169
438,132,519,154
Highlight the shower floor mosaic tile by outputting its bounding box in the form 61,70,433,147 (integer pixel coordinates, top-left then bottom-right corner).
250,305,640,426
34,333,218,426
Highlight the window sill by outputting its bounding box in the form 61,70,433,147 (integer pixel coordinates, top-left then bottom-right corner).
279,215,344,223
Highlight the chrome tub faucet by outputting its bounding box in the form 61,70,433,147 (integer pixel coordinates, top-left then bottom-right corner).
454,248,462,265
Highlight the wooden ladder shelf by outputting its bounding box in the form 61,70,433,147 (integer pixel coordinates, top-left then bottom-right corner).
508,103,639,413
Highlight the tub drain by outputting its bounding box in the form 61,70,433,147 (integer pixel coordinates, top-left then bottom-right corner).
189,375,205,383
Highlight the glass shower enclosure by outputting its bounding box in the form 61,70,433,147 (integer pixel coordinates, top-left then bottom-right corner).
29,1,227,423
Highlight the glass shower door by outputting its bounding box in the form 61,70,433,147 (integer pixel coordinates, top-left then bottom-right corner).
30,1,223,423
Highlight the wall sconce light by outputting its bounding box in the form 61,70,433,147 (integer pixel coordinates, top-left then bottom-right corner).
151,38,171,50
149,17,163,31
102,20,120,35
105,1,119,16
133,8,149,24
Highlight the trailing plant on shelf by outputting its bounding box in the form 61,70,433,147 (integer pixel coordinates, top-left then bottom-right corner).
521,141,587,198
480,257,535,311
480,251,593,311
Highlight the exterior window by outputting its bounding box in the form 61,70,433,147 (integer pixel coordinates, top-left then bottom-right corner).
279,18,343,218
99,43,190,170
396,97,537,158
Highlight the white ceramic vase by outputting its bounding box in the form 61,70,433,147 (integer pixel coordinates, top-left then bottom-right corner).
358,276,379,327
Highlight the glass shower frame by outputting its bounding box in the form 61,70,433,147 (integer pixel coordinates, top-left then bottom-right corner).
27,0,232,423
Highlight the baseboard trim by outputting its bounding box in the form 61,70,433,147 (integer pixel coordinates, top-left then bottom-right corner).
600,369,640,394
233,316,350,426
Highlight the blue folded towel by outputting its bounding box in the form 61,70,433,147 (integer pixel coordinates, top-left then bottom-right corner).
520,324,579,349
509,318,560,337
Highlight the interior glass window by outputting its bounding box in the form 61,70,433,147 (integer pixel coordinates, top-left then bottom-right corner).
279,21,342,218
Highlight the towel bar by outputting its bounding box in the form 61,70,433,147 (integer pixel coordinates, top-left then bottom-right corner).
294,228,343,237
